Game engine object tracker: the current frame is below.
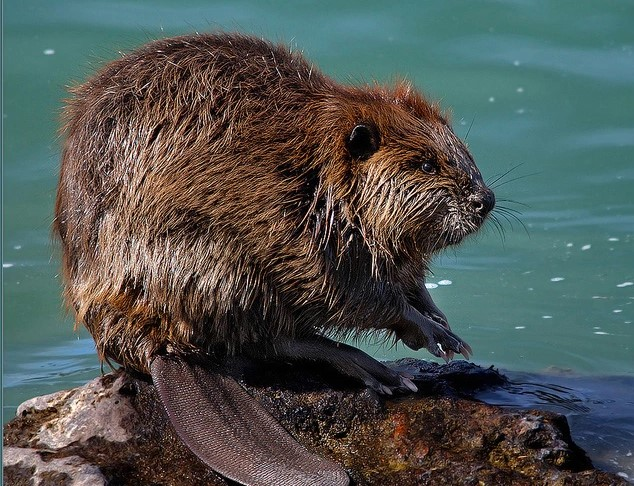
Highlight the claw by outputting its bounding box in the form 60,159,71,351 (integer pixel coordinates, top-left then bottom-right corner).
401,376,418,393
436,343,451,363
458,341,473,360
399,370,415,380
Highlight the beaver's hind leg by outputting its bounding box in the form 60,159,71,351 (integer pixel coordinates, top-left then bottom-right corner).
256,336,419,395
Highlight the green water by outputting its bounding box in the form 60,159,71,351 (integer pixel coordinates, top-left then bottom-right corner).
3,0,633,480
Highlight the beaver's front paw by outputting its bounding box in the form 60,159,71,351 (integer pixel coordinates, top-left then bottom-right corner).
396,306,472,361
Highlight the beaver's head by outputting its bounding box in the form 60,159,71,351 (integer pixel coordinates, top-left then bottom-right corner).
329,82,494,269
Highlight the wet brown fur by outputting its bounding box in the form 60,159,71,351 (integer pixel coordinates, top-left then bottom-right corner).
54,33,492,373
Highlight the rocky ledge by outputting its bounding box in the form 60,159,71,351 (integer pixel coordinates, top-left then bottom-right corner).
3,359,627,485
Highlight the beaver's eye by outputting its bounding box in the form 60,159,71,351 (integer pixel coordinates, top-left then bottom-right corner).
421,161,438,175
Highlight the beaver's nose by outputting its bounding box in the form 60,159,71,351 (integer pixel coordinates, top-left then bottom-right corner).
471,188,495,217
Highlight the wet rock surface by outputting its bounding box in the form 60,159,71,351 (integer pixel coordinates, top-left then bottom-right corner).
3,360,627,485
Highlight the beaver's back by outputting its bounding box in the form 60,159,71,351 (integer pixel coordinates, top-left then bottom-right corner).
57,33,331,261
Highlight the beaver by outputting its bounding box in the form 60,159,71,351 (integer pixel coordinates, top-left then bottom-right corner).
54,32,495,485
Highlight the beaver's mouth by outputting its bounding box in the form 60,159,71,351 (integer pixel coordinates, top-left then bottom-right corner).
435,193,495,251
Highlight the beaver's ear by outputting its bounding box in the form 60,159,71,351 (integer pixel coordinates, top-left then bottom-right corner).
347,124,379,160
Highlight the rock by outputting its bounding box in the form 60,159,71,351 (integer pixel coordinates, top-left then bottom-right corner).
3,448,107,486
3,360,627,486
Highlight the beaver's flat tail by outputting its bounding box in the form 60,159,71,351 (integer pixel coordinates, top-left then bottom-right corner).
150,355,349,486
